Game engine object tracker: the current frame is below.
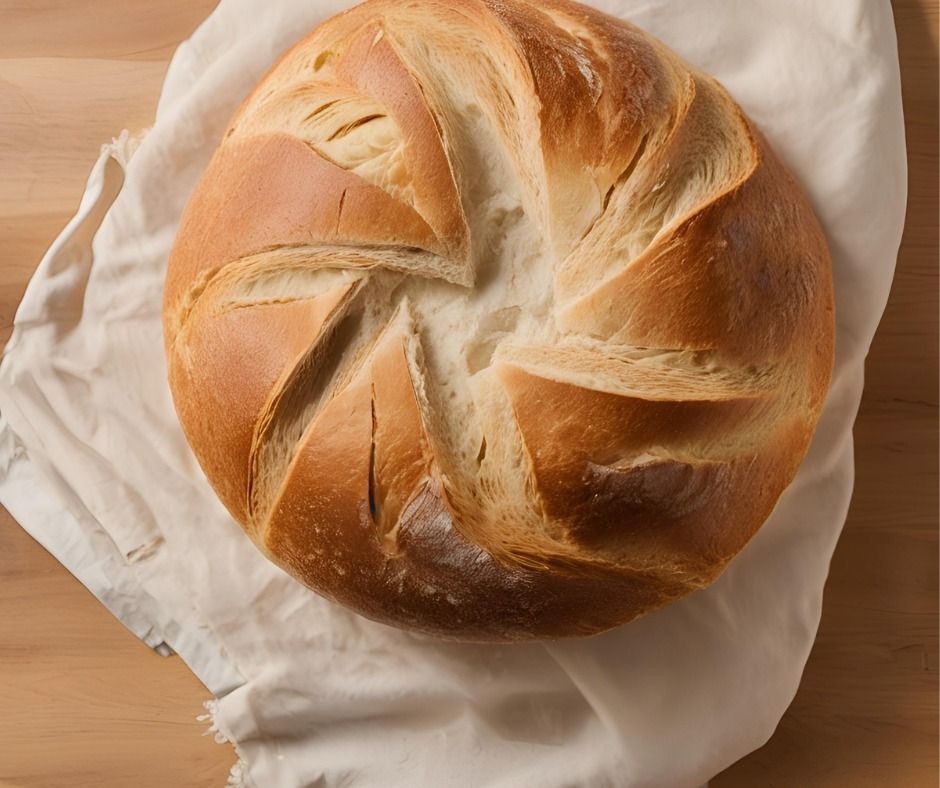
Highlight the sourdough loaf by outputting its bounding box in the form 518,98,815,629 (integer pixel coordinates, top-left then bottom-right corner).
163,0,835,640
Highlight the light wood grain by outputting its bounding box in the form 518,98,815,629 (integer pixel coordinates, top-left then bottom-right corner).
0,1,936,786
0,522,232,787
0,3,234,785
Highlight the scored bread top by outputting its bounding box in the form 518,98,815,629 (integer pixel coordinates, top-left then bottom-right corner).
163,0,834,641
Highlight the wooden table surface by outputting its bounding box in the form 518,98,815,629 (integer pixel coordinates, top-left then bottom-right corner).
0,2,936,786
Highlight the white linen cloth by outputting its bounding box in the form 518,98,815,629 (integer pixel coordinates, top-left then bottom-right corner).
0,1,906,786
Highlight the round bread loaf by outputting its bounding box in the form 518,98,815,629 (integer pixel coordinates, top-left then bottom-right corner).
163,0,834,640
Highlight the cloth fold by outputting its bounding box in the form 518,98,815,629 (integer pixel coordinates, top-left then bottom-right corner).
0,1,906,786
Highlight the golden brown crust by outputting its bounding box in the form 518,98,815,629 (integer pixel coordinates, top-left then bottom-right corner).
370,322,433,540
336,24,469,256
560,124,831,367
494,363,798,571
163,0,835,640
164,133,443,320
168,288,352,522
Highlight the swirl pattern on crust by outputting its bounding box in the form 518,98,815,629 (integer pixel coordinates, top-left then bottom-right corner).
163,0,834,640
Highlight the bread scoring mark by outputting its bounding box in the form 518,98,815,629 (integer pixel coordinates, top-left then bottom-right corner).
302,99,339,123
368,384,378,519
476,437,487,465
336,187,348,232
326,112,387,141
576,132,649,246
167,262,231,343
496,341,775,402
168,252,347,347
172,243,466,341
248,280,368,527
